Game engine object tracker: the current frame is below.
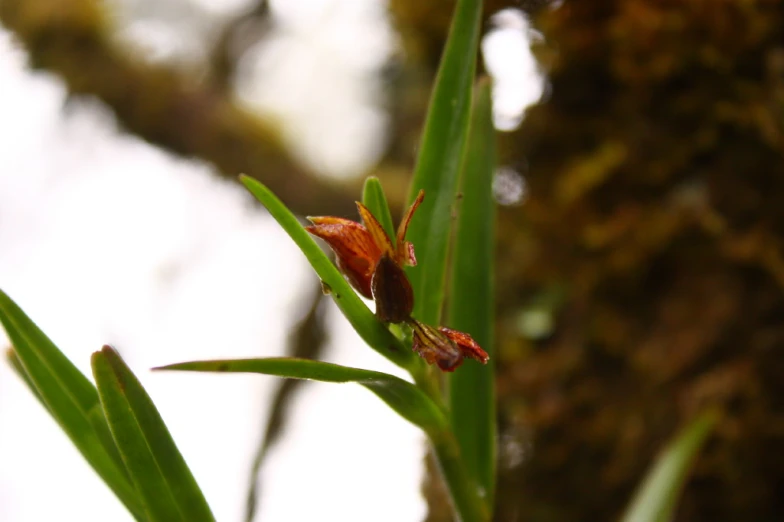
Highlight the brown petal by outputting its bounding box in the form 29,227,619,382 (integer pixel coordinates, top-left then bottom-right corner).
439,327,489,364
395,189,424,266
305,217,381,299
371,254,414,323
409,319,463,372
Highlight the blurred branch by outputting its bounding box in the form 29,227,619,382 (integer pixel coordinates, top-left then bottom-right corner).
207,0,271,92
0,0,357,217
244,283,328,522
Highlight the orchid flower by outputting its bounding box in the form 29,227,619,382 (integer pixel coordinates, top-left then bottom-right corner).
305,190,424,323
306,190,489,371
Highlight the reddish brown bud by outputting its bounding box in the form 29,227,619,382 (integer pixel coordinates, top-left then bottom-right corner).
371,255,414,323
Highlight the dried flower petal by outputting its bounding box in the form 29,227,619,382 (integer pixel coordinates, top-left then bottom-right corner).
305,217,380,298
410,319,463,371
371,254,414,323
409,319,489,371
439,326,489,364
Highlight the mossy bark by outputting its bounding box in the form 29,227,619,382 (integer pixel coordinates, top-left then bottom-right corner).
491,1,784,520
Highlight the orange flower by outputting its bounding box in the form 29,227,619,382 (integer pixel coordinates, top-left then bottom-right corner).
409,319,489,372
306,190,424,304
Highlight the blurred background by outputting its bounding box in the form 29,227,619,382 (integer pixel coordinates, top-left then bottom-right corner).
1,0,783,521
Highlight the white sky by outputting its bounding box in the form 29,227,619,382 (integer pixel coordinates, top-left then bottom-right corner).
0,2,540,521
0,26,423,522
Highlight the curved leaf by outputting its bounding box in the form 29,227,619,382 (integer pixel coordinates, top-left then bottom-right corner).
239,175,415,370
158,357,488,520
155,357,447,437
0,290,145,520
621,410,719,522
92,346,215,522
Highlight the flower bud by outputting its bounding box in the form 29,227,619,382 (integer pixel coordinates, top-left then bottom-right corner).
371,254,414,323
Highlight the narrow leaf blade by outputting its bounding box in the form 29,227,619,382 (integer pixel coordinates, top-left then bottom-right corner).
158,358,489,522
405,0,483,325
621,410,719,522
156,357,447,437
448,79,497,507
0,290,145,520
0,290,102,411
92,346,215,522
239,175,414,370
362,177,396,240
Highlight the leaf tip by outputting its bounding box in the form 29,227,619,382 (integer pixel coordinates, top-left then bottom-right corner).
90,349,103,365
97,344,122,364
92,344,117,364
93,345,132,390
239,174,260,192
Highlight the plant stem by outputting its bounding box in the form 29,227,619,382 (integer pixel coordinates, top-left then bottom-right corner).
410,363,443,408
428,427,489,522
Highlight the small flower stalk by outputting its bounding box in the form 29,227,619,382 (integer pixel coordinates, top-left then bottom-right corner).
306,190,489,372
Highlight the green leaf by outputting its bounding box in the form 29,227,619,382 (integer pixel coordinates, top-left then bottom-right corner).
447,78,497,508
92,346,215,522
158,357,487,521
239,175,415,370
362,176,396,240
155,357,447,437
404,0,483,326
0,290,146,521
621,410,719,522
